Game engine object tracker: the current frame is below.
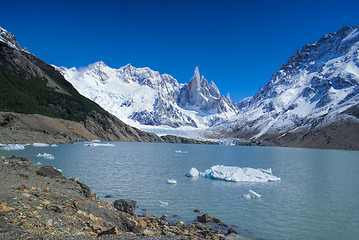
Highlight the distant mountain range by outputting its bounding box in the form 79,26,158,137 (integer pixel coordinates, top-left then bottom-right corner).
56,63,238,129
1,25,358,150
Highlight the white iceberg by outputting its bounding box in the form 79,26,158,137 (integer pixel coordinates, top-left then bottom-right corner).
248,189,262,199
84,143,115,147
167,179,177,184
159,200,168,206
50,144,58,147
37,153,55,159
1,144,26,150
201,165,280,182
175,150,188,154
186,168,200,177
32,143,49,147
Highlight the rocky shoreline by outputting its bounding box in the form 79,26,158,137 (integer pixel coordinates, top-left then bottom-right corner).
0,156,249,240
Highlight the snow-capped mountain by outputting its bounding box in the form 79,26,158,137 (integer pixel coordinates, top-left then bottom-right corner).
56,63,237,131
213,26,359,141
0,27,29,53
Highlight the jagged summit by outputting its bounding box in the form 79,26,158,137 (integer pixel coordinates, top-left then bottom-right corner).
213,25,359,146
57,64,238,129
0,26,29,53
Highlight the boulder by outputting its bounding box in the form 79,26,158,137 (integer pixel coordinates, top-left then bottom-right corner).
114,199,136,215
36,166,63,178
197,213,221,223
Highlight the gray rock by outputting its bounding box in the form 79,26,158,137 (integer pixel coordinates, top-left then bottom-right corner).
114,199,136,215
197,213,221,223
36,166,63,178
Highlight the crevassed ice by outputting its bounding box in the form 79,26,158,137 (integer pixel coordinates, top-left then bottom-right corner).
199,165,280,182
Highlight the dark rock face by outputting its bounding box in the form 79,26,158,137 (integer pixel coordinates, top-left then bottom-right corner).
114,199,137,215
197,213,221,223
36,166,63,178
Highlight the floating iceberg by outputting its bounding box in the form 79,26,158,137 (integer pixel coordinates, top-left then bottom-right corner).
186,168,200,177
50,144,58,147
37,153,55,160
159,201,168,206
248,189,262,199
192,165,280,182
1,144,26,150
84,143,115,147
175,150,188,154
32,143,49,147
167,179,177,184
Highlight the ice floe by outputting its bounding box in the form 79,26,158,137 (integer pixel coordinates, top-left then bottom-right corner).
186,165,280,182
50,144,58,147
159,201,168,206
32,143,49,147
35,162,43,166
36,153,55,160
84,143,115,147
186,168,200,177
175,150,188,154
1,144,26,150
167,179,177,184
248,189,262,199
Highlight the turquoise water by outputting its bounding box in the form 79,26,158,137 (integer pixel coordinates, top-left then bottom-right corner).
1,142,359,240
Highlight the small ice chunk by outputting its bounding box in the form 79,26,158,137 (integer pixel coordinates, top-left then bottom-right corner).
35,162,43,165
1,144,25,150
84,143,115,147
248,189,262,199
32,143,49,147
186,168,200,177
37,153,55,159
167,179,177,184
159,201,168,206
50,144,58,147
175,150,188,154
243,194,251,199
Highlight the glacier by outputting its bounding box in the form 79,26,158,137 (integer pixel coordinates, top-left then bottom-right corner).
186,165,280,182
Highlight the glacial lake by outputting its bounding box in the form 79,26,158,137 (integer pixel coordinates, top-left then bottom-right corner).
1,142,359,240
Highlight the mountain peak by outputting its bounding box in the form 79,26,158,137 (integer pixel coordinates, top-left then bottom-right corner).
0,26,29,53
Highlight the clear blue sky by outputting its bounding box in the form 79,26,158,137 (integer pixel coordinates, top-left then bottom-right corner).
1,0,358,102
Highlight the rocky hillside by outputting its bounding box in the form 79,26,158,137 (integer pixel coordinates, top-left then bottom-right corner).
213,26,359,150
56,63,237,129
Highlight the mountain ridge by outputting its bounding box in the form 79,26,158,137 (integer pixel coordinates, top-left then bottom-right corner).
212,25,359,150
56,62,238,131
